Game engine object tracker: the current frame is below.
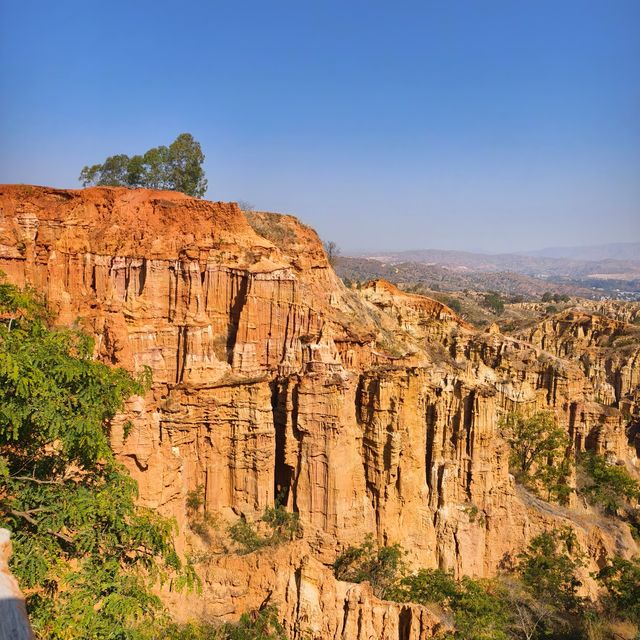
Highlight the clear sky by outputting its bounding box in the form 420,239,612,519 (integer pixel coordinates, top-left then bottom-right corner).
1,0,639,253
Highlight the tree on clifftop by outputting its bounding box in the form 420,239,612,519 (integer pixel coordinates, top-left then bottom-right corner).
79,133,208,198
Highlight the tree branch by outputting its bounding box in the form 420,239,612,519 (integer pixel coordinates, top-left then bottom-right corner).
10,475,64,485
9,508,74,544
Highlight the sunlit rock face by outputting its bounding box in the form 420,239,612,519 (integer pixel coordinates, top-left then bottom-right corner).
1,185,638,636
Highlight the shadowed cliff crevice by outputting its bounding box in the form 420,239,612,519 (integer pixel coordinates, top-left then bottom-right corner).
271,379,292,506
228,273,250,364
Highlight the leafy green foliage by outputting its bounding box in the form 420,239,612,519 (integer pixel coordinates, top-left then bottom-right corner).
229,505,301,555
517,528,584,612
500,411,572,501
336,534,638,639
446,297,463,314
0,279,194,639
482,291,505,314
222,606,287,640
228,518,269,554
159,606,286,640
79,133,207,198
187,484,206,513
333,535,405,598
388,570,510,640
595,556,640,625
541,292,570,303
579,452,640,514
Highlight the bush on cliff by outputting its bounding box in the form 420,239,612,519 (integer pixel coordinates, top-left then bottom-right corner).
389,570,511,640
79,132,208,198
229,505,301,554
500,410,573,502
333,534,405,598
578,452,640,515
159,605,287,640
334,532,637,640
517,528,584,612
595,556,640,625
0,278,196,639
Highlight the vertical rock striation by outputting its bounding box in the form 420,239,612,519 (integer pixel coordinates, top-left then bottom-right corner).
1,185,638,636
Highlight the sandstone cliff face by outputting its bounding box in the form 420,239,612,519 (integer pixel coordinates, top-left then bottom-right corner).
165,541,446,639
1,185,638,635
520,310,640,408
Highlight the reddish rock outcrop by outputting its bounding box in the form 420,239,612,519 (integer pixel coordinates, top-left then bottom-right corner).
1,185,638,635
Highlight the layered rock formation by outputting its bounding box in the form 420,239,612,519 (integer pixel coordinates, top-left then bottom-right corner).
1,185,638,636
164,541,446,640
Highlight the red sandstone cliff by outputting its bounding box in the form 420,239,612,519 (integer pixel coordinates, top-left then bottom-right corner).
1,185,638,637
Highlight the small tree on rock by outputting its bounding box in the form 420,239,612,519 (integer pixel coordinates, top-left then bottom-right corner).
500,411,572,501
323,240,341,267
79,133,207,198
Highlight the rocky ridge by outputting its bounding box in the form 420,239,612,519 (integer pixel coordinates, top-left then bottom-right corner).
0,185,638,637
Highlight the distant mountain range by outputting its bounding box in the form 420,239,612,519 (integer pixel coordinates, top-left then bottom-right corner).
345,241,640,300
523,242,640,262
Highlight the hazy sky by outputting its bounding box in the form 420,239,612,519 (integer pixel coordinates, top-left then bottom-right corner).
1,0,639,253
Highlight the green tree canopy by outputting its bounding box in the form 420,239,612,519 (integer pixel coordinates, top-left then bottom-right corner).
517,528,584,612
596,556,640,625
500,410,572,501
0,277,195,639
79,133,208,198
579,452,640,514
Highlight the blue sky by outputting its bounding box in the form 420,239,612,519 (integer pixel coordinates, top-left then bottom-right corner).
1,0,638,253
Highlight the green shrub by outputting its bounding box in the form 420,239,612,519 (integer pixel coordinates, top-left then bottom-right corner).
262,504,301,540
445,297,463,314
482,292,505,315
542,292,569,304
0,278,196,639
500,411,572,501
229,519,270,554
387,568,458,604
517,528,584,612
333,534,636,639
388,570,510,640
595,556,640,625
333,535,405,598
579,453,640,514
187,485,205,513
159,605,286,640
229,505,301,554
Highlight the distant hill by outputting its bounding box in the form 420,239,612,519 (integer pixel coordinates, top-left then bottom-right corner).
357,244,640,279
347,242,640,301
336,257,601,300
524,242,640,261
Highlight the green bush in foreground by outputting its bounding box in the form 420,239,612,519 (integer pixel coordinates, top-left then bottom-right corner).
0,278,195,639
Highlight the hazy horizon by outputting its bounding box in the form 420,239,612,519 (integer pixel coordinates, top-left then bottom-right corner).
353,240,640,257
1,0,639,253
